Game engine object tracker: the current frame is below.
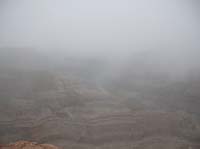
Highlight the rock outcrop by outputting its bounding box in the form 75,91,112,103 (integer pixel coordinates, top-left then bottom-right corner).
0,141,59,149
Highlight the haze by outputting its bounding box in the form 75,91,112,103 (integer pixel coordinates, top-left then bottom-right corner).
0,0,200,148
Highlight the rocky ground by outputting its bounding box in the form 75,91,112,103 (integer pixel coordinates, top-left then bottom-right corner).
0,141,59,149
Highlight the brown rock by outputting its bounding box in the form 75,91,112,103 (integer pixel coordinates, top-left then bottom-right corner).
0,141,59,149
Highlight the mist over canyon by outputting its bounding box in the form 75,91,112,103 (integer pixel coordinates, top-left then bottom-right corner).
0,0,200,148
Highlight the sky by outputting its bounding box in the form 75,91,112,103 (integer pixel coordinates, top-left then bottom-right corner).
0,0,199,55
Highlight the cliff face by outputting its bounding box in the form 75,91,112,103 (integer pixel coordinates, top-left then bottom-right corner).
0,141,59,149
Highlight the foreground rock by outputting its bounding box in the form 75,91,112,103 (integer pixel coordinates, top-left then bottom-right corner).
0,141,59,149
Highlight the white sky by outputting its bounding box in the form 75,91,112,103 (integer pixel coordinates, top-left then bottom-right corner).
0,0,199,55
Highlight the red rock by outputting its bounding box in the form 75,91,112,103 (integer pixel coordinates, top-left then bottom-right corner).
0,141,59,149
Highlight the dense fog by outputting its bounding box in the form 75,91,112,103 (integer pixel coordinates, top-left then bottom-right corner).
0,0,200,148
1,0,200,78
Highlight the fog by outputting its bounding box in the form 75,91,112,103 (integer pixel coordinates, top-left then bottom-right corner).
0,0,200,148
0,0,200,76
